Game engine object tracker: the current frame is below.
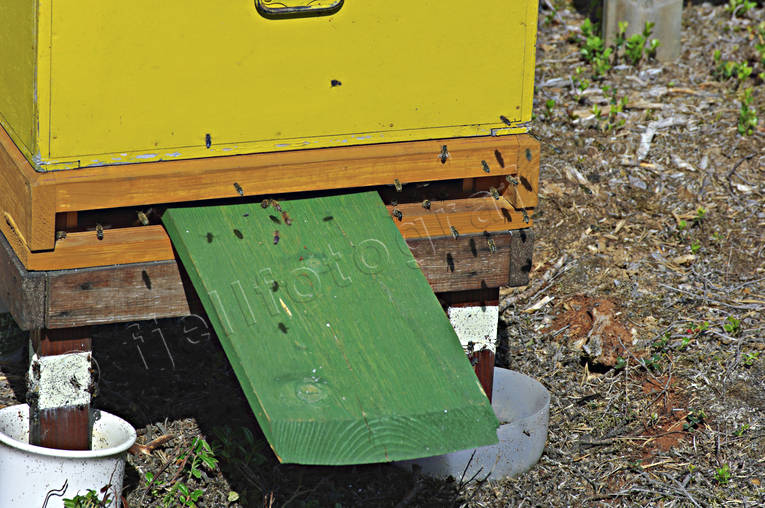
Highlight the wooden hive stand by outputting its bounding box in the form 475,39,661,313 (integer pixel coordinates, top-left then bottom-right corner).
0,125,539,451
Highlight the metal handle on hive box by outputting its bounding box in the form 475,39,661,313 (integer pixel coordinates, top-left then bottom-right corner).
255,0,344,18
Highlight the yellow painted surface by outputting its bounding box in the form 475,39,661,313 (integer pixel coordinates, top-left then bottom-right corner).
1,0,538,171
0,0,37,159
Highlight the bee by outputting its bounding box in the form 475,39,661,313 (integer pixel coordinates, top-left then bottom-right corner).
392,208,403,221
489,187,501,200
137,211,149,226
323,215,334,222
522,209,530,224
270,199,282,213
282,211,292,226
206,232,214,243
394,178,402,192
141,270,152,289
272,280,279,292
55,230,67,241
205,133,212,148
233,229,244,239
439,145,449,164
96,223,104,241
234,182,244,196
261,199,270,209
500,115,512,126
506,175,519,186
273,230,280,245
481,160,491,173
269,215,281,224
450,226,459,239
422,199,431,210
69,375,81,390
488,238,496,254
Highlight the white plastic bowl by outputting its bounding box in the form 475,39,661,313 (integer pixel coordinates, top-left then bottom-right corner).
0,404,136,507
397,368,550,480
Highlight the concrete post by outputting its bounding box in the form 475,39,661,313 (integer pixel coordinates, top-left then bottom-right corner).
602,0,683,62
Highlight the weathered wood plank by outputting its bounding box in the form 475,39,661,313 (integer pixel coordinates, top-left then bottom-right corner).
162,192,499,465
389,197,532,239
407,229,534,293
0,230,45,329
46,261,190,328
14,199,533,271
4,226,530,329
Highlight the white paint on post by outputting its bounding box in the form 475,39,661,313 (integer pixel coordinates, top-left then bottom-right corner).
447,305,499,354
28,351,91,409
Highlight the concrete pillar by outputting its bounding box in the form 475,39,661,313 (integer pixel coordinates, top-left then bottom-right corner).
602,0,683,62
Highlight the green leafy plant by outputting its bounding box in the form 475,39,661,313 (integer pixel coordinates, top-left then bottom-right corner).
738,88,758,136
145,437,219,507
684,409,706,432
614,356,627,370
691,240,701,254
723,316,741,336
725,0,756,17
63,488,112,508
545,99,556,120
685,321,709,337
735,424,750,437
624,22,659,66
743,351,760,367
715,464,731,485
694,207,707,226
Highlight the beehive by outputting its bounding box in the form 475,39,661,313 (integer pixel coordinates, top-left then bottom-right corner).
0,0,538,171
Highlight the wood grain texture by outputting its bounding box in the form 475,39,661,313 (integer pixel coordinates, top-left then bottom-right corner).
0,230,45,329
0,126,56,251
44,135,527,212
505,135,540,209
24,225,175,271
388,197,532,239
14,200,532,271
407,230,534,293
30,406,90,451
3,226,531,329
2,119,539,256
46,261,190,328
162,192,499,464
31,327,92,355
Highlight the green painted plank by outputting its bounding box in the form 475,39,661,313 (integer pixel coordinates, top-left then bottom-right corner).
163,192,498,465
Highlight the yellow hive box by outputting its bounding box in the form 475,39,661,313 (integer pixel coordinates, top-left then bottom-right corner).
0,0,538,171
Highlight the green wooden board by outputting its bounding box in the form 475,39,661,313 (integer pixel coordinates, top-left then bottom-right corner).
162,191,498,465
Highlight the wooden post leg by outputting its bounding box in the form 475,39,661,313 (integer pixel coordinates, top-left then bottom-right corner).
439,288,499,402
27,327,92,450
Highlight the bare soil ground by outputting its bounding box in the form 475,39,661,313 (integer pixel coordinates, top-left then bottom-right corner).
1,2,764,506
